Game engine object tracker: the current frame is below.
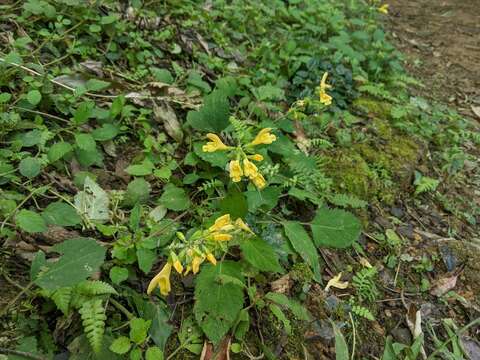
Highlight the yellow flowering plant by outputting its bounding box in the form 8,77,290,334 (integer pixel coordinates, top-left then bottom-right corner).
147,214,254,296
201,121,276,190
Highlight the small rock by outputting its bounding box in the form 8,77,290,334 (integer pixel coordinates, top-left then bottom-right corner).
309,320,335,341
324,295,341,314
375,216,392,229
460,336,480,360
397,224,414,240
439,245,457,272
391,327,412,345
390,207,404,218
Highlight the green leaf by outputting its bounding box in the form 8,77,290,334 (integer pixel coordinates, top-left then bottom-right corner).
86,79,111,91
30,250,46,280
110,266,129,285
51,287,73,315
311,208,362,248
136,248,156,274
239,237,283,273
129,317,151,345
92,123,119,141
159,184,191,211
193,142,229,168
265,292,310,321
283,221,321,282
109,336,131,355
19,157,41,178
332,321,349,360
219,190,247,219
75,133,96,152
269,304,291,334
73,101,94,125
42,201,82,227
125,159,154,176
79,299,107,353
146,346,164,360
246,186,282,212
144,302,172,351
34,237,106,290
187,90,230,132
124,178,151,207
48,142,73,162
26,90,42,105
151,68,173,84
16,209,47,233
194,261,245,344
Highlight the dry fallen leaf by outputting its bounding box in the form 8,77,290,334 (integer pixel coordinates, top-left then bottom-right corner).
471,105,480,119
324,273,349,292
153,102,184,143
359,257,373,268
271,274,291,294
430,273,458,297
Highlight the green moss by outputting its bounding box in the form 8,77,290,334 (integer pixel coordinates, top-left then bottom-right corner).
323,116,420,204
353,97,393,119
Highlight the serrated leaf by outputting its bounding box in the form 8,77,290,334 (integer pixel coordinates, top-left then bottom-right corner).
42,201,82,227
187,90,230,132
136,248,156,274
34,237,106,290
311,208,362,248
159,184,191,211
74,177,110,223
48,142,73,162
26,89,42,105
125,159,154,176
283,221,321,282
86,79,110,91
16,209,47,233
146,346,164,360
75,133,96,152
193,142,229,168
109,336,131,355
239,237,283,273
124,178,151,207
19,157,41,178
92,123,119,141
109,266,128,285
194,261,244,344
130,318,151,345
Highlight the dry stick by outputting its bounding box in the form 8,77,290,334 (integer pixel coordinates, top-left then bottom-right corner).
0,348,46,360
0,281,34,318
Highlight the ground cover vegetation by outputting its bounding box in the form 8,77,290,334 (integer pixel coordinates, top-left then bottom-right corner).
0,0,479,359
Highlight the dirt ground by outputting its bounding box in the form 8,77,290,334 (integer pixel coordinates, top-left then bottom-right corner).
387,0,480,121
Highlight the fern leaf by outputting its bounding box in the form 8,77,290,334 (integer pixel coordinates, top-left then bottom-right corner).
328,193,367,209
352,267,379,302
79,299,106,353
351,305,375,321
51,287,73,315
77,280,118,296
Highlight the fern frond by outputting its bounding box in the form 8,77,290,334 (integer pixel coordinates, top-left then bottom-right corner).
199,179,223,193
352,267,379,302
309,138,333,149
79,299,106,354
351,305,375,321
328,193,368,209
51,287,73,315
229,116,249,142
358,83,398,103
414,176,439,195
77,281,118,296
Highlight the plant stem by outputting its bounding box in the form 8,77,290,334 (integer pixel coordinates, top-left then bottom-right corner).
109,298,134,320
0,348,46,360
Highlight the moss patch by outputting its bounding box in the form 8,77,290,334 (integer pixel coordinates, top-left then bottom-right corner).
324,100,422,203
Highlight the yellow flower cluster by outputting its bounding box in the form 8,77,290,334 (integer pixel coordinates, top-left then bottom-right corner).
201,128,276,190
147,214,253,296
318,72,333,106
378,4,389,14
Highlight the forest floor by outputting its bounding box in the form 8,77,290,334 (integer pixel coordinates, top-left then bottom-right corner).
0,1,479,359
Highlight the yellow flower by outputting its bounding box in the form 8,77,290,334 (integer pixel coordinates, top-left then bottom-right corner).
173,260,183,274
229,160,243,182
251,173,266,189
206,253,217,265
235,218,254,234
202,133,230,152
324,272,349,292
320,92,333,106
248,154,264,162
243,159,259,179
147,262,172,296
184,265,191,276
192,256,203,274
212,233,233,241
378,4,389,14
209,214,231,232
319,72,333,106
249,128,276,146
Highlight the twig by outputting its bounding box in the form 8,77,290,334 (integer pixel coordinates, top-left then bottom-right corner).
349,312,356,360
0,281,34,318
0,348,46,360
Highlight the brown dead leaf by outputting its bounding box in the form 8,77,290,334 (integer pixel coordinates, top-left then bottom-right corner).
200,337,230,360
153,102,183,143
430,273,459,297
472,105,480,119
271,274,291,294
